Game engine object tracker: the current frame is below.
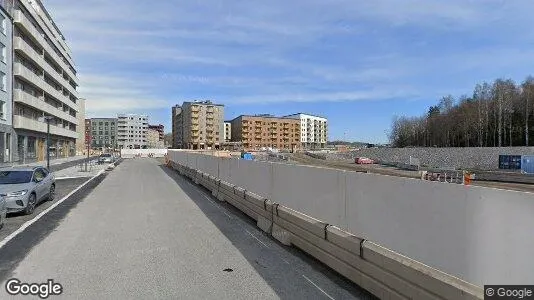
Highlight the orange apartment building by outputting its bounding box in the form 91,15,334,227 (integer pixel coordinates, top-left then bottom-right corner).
230,115,301,151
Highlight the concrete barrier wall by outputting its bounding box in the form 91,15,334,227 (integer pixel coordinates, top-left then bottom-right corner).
168,157,483,299
121,149,168,158
167,150,534,287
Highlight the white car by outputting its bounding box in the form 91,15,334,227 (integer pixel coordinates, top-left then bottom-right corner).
0,195,6,229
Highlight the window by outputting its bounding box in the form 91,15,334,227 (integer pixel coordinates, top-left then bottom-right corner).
0,42,5,63
0,100,4,119
0,71,5,91
0,14,5,35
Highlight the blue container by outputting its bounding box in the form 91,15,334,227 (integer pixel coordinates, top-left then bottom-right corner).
499,155,522,170
242,153,254,160
521,155,534,174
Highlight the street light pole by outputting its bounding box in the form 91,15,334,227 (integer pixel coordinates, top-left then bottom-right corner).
44,116,53,169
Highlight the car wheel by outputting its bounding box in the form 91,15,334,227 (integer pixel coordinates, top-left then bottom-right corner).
25,193,37,215
48,184,56,201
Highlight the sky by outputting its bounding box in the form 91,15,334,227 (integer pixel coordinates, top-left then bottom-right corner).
45,0,534,143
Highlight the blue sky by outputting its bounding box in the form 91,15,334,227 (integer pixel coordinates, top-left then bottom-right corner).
47,0,534,143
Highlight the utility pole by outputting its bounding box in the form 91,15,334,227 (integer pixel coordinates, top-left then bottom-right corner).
44,116,54,169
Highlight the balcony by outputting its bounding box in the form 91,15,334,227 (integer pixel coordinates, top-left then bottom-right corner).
13,10,78,85
14,62,71,106
14,37,78,98
191,125,199,131
13,115,78,139
14,90,78,124
191,106,200,112
21,2,75,67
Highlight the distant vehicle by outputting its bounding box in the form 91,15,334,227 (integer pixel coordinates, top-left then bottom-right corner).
0,195,6,228
0,167,56,215
355,157,374,164
98,153,115,164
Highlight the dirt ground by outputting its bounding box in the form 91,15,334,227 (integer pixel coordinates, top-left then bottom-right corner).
287,153,534,193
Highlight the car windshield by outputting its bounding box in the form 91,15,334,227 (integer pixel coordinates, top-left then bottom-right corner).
100,154,112,157
0,170,33,184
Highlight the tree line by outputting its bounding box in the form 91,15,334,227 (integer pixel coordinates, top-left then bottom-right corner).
389,77,534,148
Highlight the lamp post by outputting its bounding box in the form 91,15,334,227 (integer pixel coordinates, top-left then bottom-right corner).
44,116,54,170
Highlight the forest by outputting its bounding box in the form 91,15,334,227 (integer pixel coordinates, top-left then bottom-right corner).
389,77,534,148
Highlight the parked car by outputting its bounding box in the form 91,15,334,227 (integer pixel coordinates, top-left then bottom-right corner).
0,195,6,229
98,153,115,164
0,167,56,215
355,157,374,164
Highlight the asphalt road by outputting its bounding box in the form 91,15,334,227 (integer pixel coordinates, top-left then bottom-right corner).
0,158,374,300
0,177,91,241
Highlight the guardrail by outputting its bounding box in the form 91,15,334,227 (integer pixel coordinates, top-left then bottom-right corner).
168,159,483,300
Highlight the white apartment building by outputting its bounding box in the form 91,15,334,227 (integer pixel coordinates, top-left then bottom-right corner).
12,0,79,162
284,113,328,149
117,114,148,149
0,2,15,164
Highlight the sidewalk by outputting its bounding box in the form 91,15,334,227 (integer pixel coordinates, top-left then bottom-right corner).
19,155,88,168
52,159,109,179
0,155,96,171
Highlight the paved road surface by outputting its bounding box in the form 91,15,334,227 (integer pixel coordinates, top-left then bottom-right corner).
0,177,90,241
0,158,374,299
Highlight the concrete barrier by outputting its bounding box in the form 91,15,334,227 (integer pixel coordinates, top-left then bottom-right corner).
120,148,168,158
167,151,484,299
167,150,534,286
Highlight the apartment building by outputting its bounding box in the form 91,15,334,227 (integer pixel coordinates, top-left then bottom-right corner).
172,101,224,150
284,113,328,149
147,128,164,149
224,121,231,142
75,97,85,154
0,2,14,163
117,114,148,149
90,118,117,149
230,115,300,151
171,105,181,149
148,124,164,141
12,0,79,162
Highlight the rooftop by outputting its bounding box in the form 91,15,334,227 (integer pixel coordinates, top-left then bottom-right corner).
282,113,327,119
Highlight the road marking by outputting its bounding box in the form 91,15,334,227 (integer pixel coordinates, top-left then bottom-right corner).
281,257,290,264
0,169,106,250
302,275,335,300
245,229,269,248
55,176,91,180
222,211,233,219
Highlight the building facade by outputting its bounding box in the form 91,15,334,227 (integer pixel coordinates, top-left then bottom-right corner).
224,121,231,142
12,0,79,162
75,98,85,154
148,124,164,141
171,105,181,149
147,128,164,149
90,118,117,149
172,101,224,150
117,114,148,149
0,2,14,163
230,115,300,151
284,113,328,149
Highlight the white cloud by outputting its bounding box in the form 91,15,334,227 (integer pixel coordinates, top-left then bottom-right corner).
78,74,169,115
43,0,534,115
